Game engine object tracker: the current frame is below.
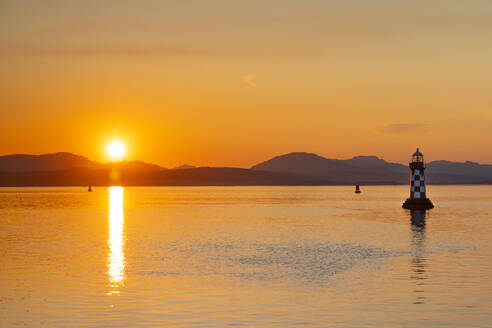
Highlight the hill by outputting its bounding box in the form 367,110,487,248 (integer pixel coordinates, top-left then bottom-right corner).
0,152,101,172
0,153,166,173
251,152,408,184
171,164,196,170
251,152,492,184
426,160,492,184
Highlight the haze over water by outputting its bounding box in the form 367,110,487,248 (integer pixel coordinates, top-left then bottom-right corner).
1,186,491,327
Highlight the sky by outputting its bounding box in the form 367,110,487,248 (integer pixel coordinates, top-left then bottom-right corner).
1,0,492,167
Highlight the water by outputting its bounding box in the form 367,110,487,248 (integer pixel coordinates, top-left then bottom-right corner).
0,186,491,327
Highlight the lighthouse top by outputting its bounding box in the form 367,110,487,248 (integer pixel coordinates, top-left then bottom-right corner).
411,148,424,163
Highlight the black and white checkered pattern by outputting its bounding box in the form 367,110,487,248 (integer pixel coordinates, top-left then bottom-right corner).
410,169,426,199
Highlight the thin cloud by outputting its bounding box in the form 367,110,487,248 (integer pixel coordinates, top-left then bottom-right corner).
242,74,258,88
380,123,430,135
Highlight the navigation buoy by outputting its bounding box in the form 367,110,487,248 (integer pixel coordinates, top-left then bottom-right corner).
402,148,434,210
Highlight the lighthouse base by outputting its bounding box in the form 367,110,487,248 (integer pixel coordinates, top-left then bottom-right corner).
402,198,434,210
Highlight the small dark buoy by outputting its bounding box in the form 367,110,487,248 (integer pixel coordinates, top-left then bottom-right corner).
88,186,92,192
355,184,361,194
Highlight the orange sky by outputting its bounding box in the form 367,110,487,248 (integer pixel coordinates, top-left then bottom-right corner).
1,1,492,167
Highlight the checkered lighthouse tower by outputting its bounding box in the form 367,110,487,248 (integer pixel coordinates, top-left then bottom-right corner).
402,148,434,209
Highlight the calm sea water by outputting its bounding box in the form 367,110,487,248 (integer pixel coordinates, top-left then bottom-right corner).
0,186,491,327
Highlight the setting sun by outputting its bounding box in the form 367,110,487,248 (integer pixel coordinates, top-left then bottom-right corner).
106,140,126,160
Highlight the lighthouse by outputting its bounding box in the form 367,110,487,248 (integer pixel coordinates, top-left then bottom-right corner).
402,148,434,210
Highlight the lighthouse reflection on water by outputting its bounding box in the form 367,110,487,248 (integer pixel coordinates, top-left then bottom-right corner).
107,186,126,295
409,209,428,305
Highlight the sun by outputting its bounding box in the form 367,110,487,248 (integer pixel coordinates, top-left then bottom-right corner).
106,140,126,160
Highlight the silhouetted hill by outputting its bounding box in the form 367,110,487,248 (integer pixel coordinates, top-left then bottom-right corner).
0,153,165,172
104,160,166,171
171,164,196,170
251,152,408,184
426,160,492,183
251,152,492,184
0,152,101,172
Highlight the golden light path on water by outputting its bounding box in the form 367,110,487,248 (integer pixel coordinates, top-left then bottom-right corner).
107,186,125,295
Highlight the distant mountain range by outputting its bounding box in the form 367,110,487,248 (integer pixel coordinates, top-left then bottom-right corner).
0,151,491,186
251,152,492,184
251,153,408,184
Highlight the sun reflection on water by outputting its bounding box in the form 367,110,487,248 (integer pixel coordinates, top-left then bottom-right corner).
107,186,125,295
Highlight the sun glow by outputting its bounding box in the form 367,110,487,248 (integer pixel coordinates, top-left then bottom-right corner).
106,140,126,160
